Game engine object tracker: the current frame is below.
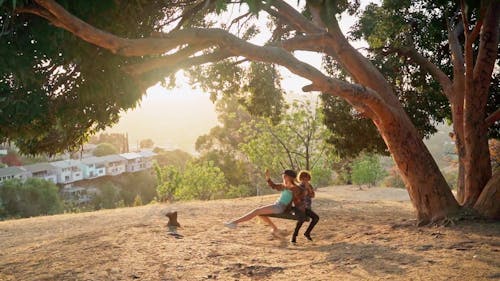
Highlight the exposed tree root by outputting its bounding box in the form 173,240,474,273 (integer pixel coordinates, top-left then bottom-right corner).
422,208,485,227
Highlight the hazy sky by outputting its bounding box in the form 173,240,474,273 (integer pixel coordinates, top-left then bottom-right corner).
104,2,374,153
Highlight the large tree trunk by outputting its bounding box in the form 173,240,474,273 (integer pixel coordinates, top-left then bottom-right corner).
473,170,500,219
451,93,466,204
462,0,499,207
374,110,460,224
463,110,491,207
318,17,462,224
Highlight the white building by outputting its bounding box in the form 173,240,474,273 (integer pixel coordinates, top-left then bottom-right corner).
23,163,58,184
120,152,146,173
138,150,157,169
79,156,107,179
0,167,30,184
100,154,127,176
50,159,84,184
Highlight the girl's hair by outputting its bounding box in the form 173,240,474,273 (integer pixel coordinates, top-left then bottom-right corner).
297,170,311,181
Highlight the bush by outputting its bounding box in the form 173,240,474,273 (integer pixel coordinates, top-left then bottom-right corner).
92,143,119,156
224,185,255,198
311,165,334,187
92,183,120,209
155,164,181,202
133,194,143,206
0,178,63,219
176,161,227,200
350,153,387,187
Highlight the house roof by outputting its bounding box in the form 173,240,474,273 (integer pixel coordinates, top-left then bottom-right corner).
119,152,142,160
23,163,56,173
0,166,27,177
50,159,81,169
80,156,107,165
99,154,126,163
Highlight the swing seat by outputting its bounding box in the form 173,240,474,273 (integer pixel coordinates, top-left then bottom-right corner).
263,207,310,221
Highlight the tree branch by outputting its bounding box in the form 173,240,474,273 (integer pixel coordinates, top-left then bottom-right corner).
31,0,220,56
278,34,327,53
485,108,500,127
16,6,62,26
123,44,212,75
473,2,500,83
267,0,323,34
396,46,453,99
27,0,393,123
447,19,465,88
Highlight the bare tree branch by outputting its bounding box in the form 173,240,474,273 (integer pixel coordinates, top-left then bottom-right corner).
267,0,323,34
16,6,62,27
227,12,252,30
278,34,327,52
396,46,454,99
124,44,211,75
473,2,500,83
486,108,500,127
447,19,465,89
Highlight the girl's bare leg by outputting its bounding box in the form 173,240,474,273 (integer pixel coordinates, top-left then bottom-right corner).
230,205,277,225
258,216,278,232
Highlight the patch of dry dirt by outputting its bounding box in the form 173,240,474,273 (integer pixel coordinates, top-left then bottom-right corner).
0,185,498,280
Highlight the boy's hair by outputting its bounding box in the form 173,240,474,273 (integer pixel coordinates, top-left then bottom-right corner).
297,170,311,180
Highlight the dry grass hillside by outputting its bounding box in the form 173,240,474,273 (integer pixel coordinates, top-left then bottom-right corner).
0,185,499,281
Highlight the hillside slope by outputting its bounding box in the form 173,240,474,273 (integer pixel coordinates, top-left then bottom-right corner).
0,186,498,280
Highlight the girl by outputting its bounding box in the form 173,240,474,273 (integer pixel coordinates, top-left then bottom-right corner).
224,169,301,237
292,170,320,242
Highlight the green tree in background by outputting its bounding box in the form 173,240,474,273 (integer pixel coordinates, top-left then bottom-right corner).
176,161,227,201
92,143,119,157
0,178,62,219
351,153,387,187
155,164,181,202
241,100,335,186
92,183,119,209
139,139,154,149
153,149,193,168
112,170,157,205
195,97,256,193
89,133,129,154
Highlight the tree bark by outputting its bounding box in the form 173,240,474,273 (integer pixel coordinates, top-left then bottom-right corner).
372,110,460,224
473,170,500,219
462,2,499,207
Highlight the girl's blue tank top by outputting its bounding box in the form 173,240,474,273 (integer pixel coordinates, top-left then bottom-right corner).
276,189,293,205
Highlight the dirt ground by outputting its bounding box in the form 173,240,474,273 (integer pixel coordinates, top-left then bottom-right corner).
0,185,499,281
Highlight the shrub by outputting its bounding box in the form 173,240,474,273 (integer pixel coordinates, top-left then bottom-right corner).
350,153,387,187
133,194,143,206
176,161,227,200
0,178,63,219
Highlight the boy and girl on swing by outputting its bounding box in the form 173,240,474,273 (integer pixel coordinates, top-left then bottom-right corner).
224,169,320,244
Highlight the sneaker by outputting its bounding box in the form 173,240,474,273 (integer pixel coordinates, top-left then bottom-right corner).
224,222,237,229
